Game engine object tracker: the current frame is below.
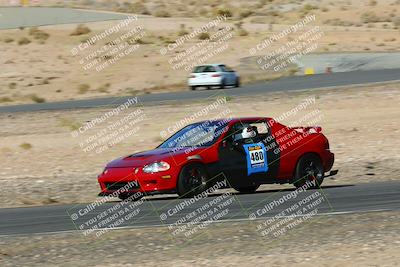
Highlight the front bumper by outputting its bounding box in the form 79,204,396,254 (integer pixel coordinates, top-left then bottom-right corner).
98,168,178,196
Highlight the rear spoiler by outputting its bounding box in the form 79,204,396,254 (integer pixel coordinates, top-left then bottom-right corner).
291,126,322,134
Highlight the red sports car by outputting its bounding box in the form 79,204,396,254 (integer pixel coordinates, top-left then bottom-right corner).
98,117,337,200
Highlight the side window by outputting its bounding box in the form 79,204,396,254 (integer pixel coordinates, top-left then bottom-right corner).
219,65,227,72
204,66,216,72
228,121,269,143
193,65,206,73
250,122,269,135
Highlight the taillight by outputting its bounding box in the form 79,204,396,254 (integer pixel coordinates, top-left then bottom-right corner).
212,74,221,77
190,74,196,78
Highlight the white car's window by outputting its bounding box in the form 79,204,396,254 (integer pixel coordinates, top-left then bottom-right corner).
203,65,216,72
219,65,227,72
193,65,207,73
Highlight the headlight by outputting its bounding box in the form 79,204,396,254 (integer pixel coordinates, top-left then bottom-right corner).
143,161,170,173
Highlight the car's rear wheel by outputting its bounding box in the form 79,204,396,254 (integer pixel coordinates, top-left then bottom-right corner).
220,79,226,89
190,86,196,90
235,77,240,88
232,184,259,194
177,163,208,198
293,154,324,189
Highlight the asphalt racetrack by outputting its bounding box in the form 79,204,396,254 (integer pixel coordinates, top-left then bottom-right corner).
0,68,399,113
0,181,399,236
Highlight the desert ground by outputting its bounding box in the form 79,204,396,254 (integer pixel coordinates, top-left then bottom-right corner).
0,82,399,208
1,0,400,104
1,211,399,266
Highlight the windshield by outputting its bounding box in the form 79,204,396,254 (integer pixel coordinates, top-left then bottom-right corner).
158,120,229,149
193,65,216,73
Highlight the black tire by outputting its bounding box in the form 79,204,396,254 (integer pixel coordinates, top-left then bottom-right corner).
232,184,259,194
190,86,196,90
235,77,240,88
177,163,209,198
293,154,324,189
220,79,226,89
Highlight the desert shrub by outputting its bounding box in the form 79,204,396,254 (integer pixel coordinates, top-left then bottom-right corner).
303,4,318,11
29,94,46,103
323,19,354,27
3,37,14,43
58,118,81,131
20,143,32,150
8,82,17,89
120,2,150,15
70,24,91,36
360,12,381,23
216,8,233,18
198,32,210,40
154,10,171,17
239,9,253,19
29,27,50,41
18,37,31,45
237,29,249,36
198,8,208,17
392,17,400,27
0,97,12,103
78,84,90,94
97,83,110,93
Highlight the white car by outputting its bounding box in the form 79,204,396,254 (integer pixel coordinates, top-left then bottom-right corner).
188,64,240,90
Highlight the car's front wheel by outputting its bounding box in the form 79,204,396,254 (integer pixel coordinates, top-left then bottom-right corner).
293,154,324,189
177,163,209,198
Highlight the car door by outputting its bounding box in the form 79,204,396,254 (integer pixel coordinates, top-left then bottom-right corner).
217,119,280,188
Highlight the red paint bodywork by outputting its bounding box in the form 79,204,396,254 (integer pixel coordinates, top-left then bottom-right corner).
98,117,335,196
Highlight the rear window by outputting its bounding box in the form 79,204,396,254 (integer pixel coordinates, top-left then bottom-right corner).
193,65,216,73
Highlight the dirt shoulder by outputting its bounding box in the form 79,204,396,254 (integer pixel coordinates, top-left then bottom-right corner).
1,0,399,105
1,211,399,266
0,82,399,208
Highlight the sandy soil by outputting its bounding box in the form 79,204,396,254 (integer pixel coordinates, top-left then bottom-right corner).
0,0,399,104
0,82,399,208
1,211,399,266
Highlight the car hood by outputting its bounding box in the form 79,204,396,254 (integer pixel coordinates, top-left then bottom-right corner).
106,147,204,168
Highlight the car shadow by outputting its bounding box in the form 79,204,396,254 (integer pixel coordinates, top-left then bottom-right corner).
107,184,355,203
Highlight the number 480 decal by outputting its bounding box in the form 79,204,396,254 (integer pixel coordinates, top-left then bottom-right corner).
243,143,268,176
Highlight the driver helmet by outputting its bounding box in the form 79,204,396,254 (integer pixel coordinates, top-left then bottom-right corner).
235,124,258,140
